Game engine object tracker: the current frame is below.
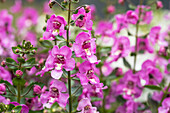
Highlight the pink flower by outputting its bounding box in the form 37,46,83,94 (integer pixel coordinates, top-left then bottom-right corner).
40,80,69,108
110,36,131,62
117,70,142,99
77,98,99,113
135,5,153,25
101,62,113,76
38,46,75,79
158,97,170,113
77,61,100,85
115,14,128,33
72,7,93,30
148,26,168,46
17,7,39,30
118,0,124,5
73,32,99,64
33,85,42,94
10,102,29,113
0,67,12,84
43,15,67,40
10,0,22,13
43,1,52,14
90,5,96,20
107,5,115,14
156,1,163,9
125,10,138,24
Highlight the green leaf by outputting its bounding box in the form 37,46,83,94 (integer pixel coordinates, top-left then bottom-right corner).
17,57,25,63
144,85,162,91
167,64,170,72
128,4,137,9
72,0,79,3
8,104,15,111
55,35,66,41
6,57,18,69
147,94,158,113
73,9,78,14
0,80,17,96
58,41,67,48
22,58,36,69
39,40,53,48
123,58,131,69
91,97,102,102
71,85,82,97
12,47,22,55
12,106,22,113
12,78,26,87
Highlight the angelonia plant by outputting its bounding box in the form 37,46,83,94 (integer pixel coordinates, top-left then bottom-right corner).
0,0,170,113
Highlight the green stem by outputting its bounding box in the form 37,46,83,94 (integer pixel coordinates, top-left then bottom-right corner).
67,0,72,113
17,83,21,103
133,0,143,73
159,83,170,106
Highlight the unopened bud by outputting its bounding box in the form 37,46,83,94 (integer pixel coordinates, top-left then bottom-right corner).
49,0,55,8
39,38,44,42
15,49,20,53
1,61,6,67
85,5,91,13
0,84,6,95
118,0,125,5
11,110,15,113
33,85,42,94
32,50,36,54
156,1,163,9
107,5,115,14
16,70,23,77
39,58,44,64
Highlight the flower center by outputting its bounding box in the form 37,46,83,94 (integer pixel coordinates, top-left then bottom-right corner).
127,81,134,89
86,70,94,79
82,40,91,49
84,105,91,111
118,43,123,50
56,54,65,64
53,20,61,29
51,87,59,98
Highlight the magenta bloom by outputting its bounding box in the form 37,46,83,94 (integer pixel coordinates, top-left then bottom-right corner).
158,97,170,113
10,102,29,113
107,5,115,14
115,14,128,33
135,5,153,25
43,15,67,40
95,21,114,36
77,61,100,85
131,37,154,53
141,60,163,85
156,1,163,9
43,1,52,14
10,0,22,13
101,62,113,76
0,84,6,94
148,26,168,46
125,10,138,24
17,7,38,30
73,32,99,64
117,70,142,99
110,36,131,62
38,46,75,79
77,98,99,113
72,7,93,30
40,80,69,108
0,67,12,84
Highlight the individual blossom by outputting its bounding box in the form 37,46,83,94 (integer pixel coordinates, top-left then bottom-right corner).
25,96,43,111
33,85,42,94
117,70,142,99
77,98,99,113
72,7,93,30
73,32,99,64
158,97,170,113
131,37,154,53
115,14,128,33
148,26,168,46
43,15,67,40
10,102,29,113
107,5,115,14
141,60,163,85
10,0,22,13
40,80,69,108
125,10,138,24
0,67,12,84
17,7,39,30
135,5,153,25
77,61,100,85
90,5,96,20
156,1,163,9
38,46,75,79
109,36,131,62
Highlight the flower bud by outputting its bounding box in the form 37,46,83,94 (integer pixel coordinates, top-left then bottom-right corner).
85,5,91,13
49,0,55,8
1,61,6,67
156,1,163,9
0,0,6,3
15,49,20,53
32,50,36,54
16,70,23,77
76,62,81,69
33,85,42,94
107,5,115,14
39,38,44,42
118,0,125,5
11,110,15,113
0,84,6,94
39,58,44,65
